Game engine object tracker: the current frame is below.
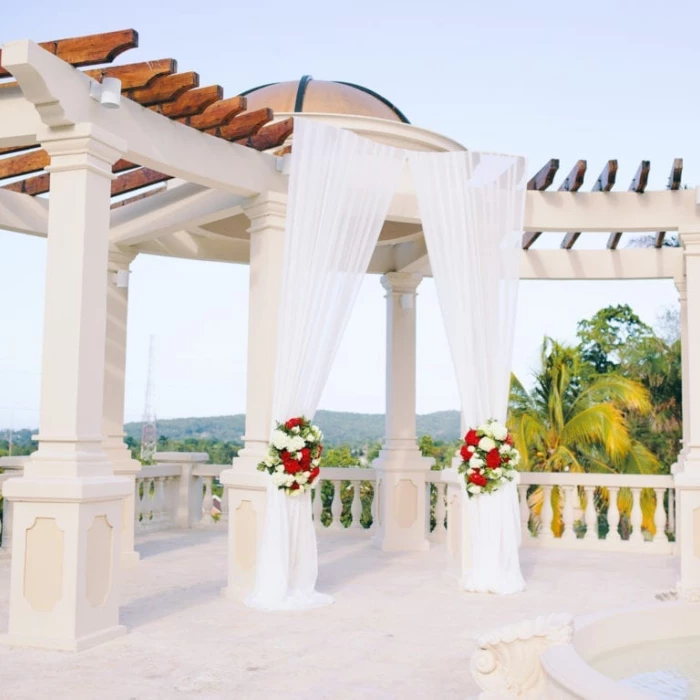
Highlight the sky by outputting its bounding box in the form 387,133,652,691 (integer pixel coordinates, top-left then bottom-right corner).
0,0,697,429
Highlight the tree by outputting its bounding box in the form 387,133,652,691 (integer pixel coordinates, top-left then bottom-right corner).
577,305,654,375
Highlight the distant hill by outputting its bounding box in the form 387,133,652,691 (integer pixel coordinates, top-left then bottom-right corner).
124,410,461,447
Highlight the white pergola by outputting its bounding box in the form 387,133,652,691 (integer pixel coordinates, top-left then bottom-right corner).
2,29,700,651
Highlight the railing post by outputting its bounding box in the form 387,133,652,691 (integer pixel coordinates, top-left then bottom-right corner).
653,488,667,544
561,486,577,542
629,487,644,544
153,452,209,529
583,486,597,541
540,485,555,540
607,487,622,542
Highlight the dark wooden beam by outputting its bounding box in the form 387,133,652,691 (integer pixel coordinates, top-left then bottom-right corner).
522,158,563,249
527,158,559,191
152,85,223,119
656,158,684,248
238,118,294,151
85,58,177,90
111,168,170,197
187,96,247,130
3,158,137,195
0,149,49,180
607,160,650,249
214,108,273,141
561,160,618,250
124,72,199,106
0,29,138,79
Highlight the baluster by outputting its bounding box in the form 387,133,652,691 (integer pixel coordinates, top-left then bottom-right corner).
518,484,530,538
629,487,644,544
668,487,676,539
330,481,343,529
201,476,214,525
135,478,145,526
434,483,447,542
607,487,621,541
584,486,597,540
312,481,323,525
220,482,229,524
165,476,178,527
561,486,576,541
540,485,554,540
653,488,666,543
351,481,363,529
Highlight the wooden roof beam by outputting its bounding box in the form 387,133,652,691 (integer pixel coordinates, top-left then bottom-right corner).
562,160,618,250
124,71,200,106
0,29,138,79
213,108,274,142
524,159,584,249
607,160,650,249
150,85,223,119
656,158,683,247
527,158,559,191
186,96,247,129
237,118,294,151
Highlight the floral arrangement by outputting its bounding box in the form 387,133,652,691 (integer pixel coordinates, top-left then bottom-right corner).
458,419,520,497
257,416,323,495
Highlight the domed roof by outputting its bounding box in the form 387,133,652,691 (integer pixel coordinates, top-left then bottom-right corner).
239,76,409,124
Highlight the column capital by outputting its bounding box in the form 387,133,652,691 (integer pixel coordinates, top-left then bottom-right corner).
41,123,126,179
243,191,287,235
107,244,137,271
675,276,688,300
679,229,700,255
381,272,423,295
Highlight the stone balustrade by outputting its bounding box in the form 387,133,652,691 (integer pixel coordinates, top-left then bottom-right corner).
0,455,677,556
517,471,676,553
0,457,29,554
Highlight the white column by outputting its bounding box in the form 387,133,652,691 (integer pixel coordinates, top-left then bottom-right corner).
2,125,131,651
219,192,286,600
675,230,700,599
103,246,142,566
373,272,432,552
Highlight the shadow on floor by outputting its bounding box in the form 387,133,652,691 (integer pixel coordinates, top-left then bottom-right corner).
135,529,224,559
121,577,225,629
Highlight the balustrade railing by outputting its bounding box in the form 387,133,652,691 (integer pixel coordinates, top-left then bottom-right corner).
517,472,675,553
0,454,678,557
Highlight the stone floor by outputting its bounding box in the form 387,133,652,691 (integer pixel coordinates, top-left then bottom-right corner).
0,529,679,700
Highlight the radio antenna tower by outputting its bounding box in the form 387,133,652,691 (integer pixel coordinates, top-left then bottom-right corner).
140,335,158,462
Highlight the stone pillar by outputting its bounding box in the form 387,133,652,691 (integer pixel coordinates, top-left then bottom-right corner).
2,126,131,651
675,230,700,599
219,192,286,600
372,272,432,552
103,247,142,566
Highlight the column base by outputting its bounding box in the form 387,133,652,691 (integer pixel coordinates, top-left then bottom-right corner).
3,474,130,651
219,468,268,601
372,448,433,552
674,467,700,594
1,624,127,652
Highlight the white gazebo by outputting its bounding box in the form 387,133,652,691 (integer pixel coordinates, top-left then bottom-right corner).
1,28,700,660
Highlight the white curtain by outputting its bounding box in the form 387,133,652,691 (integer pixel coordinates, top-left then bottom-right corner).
408,150,527,595
246,118,407,611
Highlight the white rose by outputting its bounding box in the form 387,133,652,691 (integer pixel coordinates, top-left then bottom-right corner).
275,464,284,473
297,472,308,484
264,454,276,467
478,424,492,436
306,432,316,443
288,436,306,452
271,472,287,487
467,445,475,453
471,457,484,468
468,485,482,494
292,426,301,433
490,423,508,441
491,467,503,478
271,430,289,451
312,458,320,467
478,437,496,452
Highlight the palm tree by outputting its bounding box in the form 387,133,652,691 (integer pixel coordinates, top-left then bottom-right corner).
509,338,660,536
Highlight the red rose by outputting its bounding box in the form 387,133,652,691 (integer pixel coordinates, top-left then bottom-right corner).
505,434,513,446
285,417,303,430
460,444,473,461
284,460,302,474
300,448,311,467
486,449,501,469
465,430,480,447
280,450,291,463
468,471,487,487
290,481,300,491
308,466,320,483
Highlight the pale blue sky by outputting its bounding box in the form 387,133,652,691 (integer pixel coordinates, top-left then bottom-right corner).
1,1,696,428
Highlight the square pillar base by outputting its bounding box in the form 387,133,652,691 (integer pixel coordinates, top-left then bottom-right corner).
674,464,700,597
372,449,432,552
2,475,131,651
219,466,268,601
